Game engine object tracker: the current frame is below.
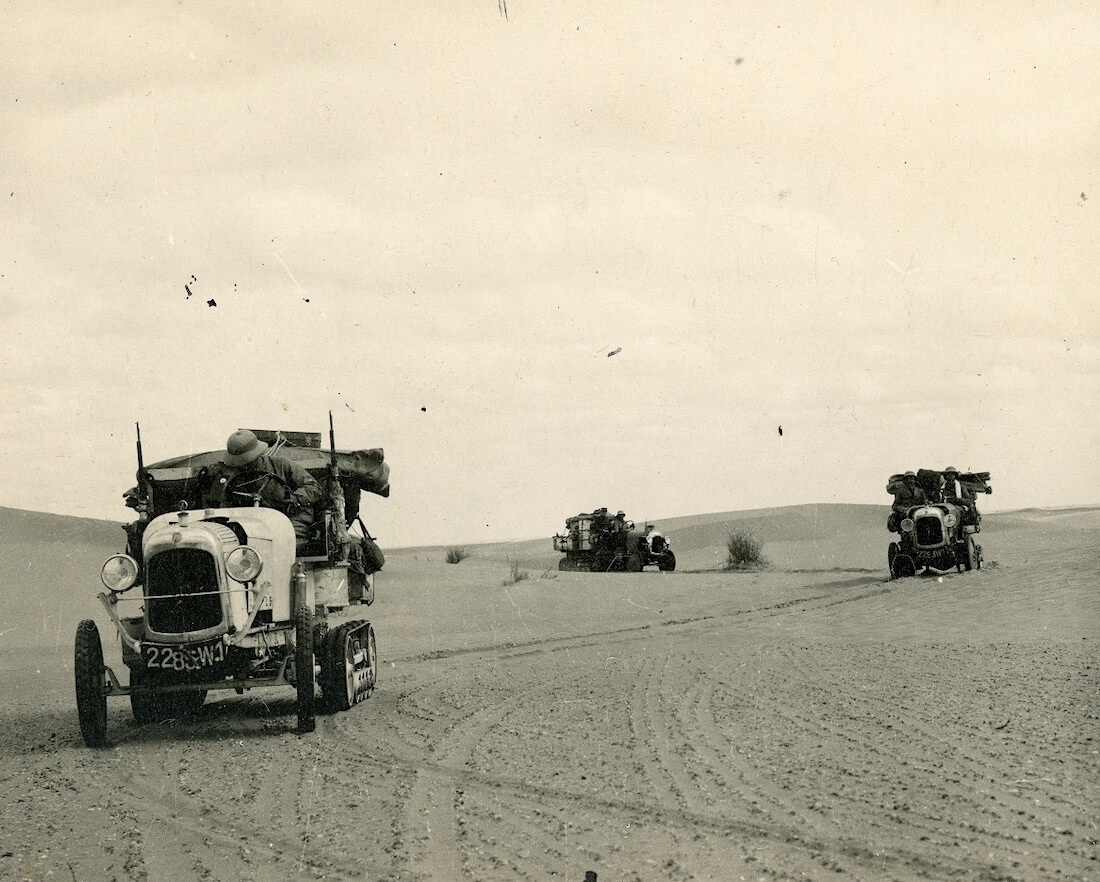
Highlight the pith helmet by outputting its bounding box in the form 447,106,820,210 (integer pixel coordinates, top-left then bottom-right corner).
944,466,959,474
903,471,916,478
224,429,268,467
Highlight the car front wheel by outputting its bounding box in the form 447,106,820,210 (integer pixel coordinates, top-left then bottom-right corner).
966,535,980,571
295,603,316,733
74,620,108,747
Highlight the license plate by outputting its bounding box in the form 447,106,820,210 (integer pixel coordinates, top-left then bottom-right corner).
142,639,227,672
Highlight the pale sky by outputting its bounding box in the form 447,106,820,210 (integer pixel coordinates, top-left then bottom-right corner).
3,2,1097,547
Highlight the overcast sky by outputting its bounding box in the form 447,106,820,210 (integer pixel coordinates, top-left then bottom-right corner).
3,2,1097,547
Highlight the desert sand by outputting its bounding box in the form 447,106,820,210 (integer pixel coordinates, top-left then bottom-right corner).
0,503,1097,881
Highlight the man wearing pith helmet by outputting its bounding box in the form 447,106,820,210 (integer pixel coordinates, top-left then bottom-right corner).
940,466,961,504
891,470,927,517
202,429,324,545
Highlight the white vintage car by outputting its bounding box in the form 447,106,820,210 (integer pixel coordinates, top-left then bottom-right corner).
74,425,388,747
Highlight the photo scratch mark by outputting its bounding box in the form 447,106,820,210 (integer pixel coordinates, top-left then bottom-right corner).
274,250,307,298
886,257,919,276
503,587,532,636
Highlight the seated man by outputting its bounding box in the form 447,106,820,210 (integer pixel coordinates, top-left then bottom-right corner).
891,471,927,519
941,467,983,527
590,509,610,546
939,466,962,504
202,429,324,546
958,482,982,527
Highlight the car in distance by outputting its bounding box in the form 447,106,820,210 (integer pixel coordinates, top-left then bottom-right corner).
553,507,676,572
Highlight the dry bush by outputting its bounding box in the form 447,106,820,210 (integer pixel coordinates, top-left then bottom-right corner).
726,529,766,569
445,546,470,565
503,560,529,585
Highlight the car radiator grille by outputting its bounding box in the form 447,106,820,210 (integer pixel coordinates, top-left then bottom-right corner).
146,546,226,633
915,516,944,546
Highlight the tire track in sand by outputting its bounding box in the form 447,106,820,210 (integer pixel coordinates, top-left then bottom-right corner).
103,727,370,882
400,685,524,881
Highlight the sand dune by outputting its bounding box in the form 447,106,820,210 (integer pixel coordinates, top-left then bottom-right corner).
0,507,128,654
1,502,1097,881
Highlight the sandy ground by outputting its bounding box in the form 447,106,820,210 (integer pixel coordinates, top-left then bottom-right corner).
0,504,1097,881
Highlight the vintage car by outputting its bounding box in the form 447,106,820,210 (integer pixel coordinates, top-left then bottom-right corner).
74,421,390,747
886,469,991,579
554,507,676,572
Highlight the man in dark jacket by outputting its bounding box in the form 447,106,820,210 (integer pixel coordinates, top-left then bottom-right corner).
202,429,324,545
892,471,927,517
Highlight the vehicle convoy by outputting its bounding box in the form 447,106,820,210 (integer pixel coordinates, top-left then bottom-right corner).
74,419,390,747
885,468,991,579
553,507,676,572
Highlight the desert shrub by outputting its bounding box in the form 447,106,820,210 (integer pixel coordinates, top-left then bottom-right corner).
503,560,529,585
726,529,766,569
445,546,470,564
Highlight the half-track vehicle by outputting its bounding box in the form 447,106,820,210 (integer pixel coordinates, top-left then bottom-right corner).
885,468,991,579
553,507,676,572
74,419,390,747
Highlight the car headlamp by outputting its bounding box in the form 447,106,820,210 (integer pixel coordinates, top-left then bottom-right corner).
226,546,263,582
900,518,915,533
943,513,957,528
101,554,139,593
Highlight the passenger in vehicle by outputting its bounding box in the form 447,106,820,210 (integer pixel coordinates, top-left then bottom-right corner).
940,466,980,526
939,466,962,504
202,430,323,545
892,471,927,517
